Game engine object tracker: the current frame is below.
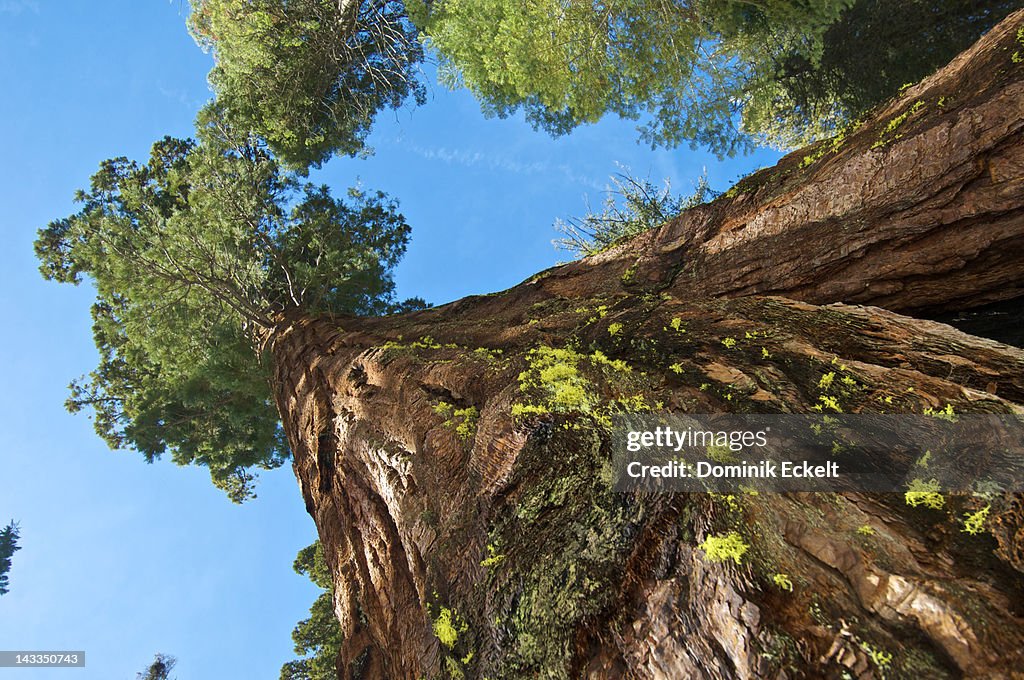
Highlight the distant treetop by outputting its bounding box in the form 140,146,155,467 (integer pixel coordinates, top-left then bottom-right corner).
0,521,20,596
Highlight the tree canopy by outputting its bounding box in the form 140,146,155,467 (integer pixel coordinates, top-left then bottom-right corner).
189,0,425,169
35,118,414,501
187,0,1021,159
417,0,852,156
738,0,1022,146
280,541,345,680
0,521,20,596
136,654,177,680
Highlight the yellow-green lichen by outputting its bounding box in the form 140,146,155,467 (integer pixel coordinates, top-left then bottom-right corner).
432,606,468,650
706,443,738,463
511,345,644,426
452,407,478,441
872,100,926,149
905,478,945,510
772,573,794,591
962,505,991,535
924,403,957,421
434,402,479,441
480,544,506,568
699,531,749,564
813,395,842,413
861,642,893,670
620,263,638,285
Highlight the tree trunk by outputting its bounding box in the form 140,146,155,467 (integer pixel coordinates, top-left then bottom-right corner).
270,11,1024,680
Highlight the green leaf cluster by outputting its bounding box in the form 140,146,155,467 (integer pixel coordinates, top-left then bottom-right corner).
35,123,411,501
741,0,1021,148
0,521,20,596
554,170,716,257
281,542,345,680
416,0,852,155
189,0,426,169
418,0,1018,152
136,654,177,680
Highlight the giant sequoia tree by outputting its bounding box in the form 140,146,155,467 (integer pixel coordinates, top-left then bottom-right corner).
38,5,1024,680
259,15,1024,676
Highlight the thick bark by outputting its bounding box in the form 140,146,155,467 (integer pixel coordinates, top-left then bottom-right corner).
269,11,1024,680
538,9,1024,317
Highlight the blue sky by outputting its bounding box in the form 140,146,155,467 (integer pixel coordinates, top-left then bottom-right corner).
0,2,780,678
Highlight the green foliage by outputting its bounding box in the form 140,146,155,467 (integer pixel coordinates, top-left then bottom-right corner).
281,542,344,680
0,521,21,596
419,0,1016,151
417,0,855,155
905,478,945,510
184,1,1017,160
699,531,749,564
189,0,425,169
35,127,411,501
136,654,177,680
554,171,716,257
745,0,1020,147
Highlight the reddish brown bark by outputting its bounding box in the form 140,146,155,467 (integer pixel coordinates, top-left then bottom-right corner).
539,10,1024,317
269,11,1024,680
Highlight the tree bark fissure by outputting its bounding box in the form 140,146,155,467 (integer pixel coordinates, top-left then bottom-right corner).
270,11,1024,680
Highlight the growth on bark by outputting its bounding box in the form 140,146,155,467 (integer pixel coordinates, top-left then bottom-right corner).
268,10,1024,680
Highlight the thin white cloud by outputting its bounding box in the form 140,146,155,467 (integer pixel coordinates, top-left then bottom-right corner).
0,0,40,15
156,83,202,110
398,141,605,191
